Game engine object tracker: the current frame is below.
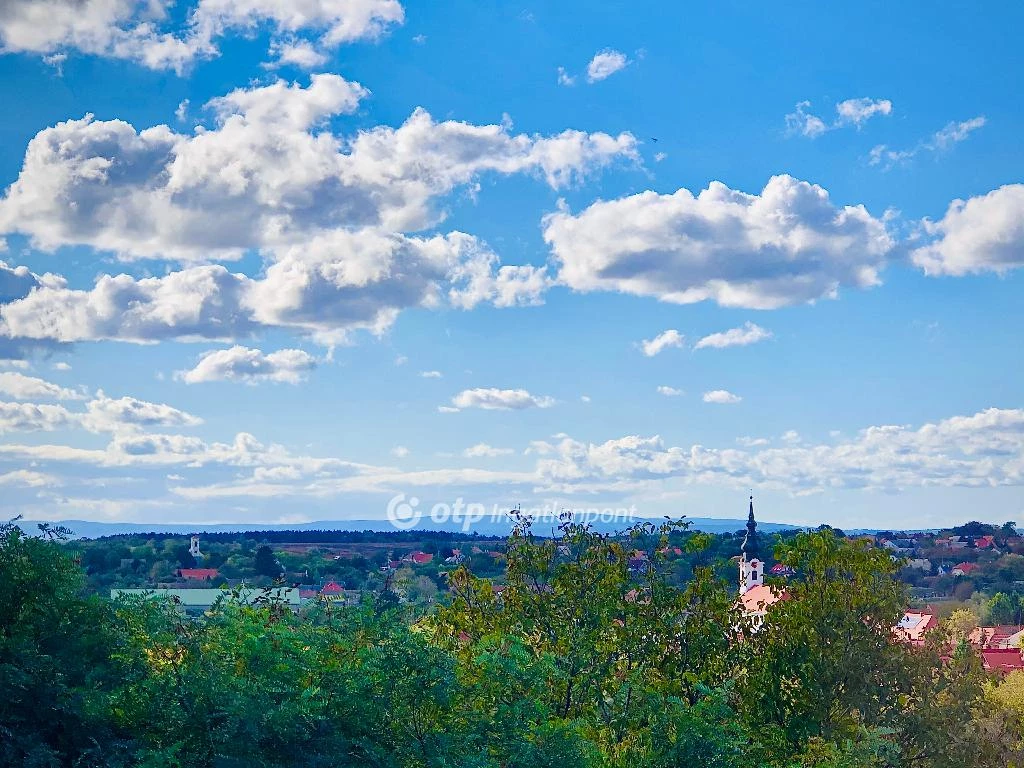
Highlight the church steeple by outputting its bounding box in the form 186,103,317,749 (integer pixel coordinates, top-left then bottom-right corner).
739,495,763,595
741,496,758,557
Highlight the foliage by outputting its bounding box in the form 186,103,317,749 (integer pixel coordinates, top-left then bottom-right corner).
0,517,1019,767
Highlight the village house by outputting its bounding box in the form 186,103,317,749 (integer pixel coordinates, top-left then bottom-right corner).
894,610,939,646
982,648,1024,675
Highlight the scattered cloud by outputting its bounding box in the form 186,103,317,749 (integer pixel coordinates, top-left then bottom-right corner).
911,184,1024,276
545,175,893,310
557,66,575,86
580,394,591,403
175,98,189,122
640,329,684,357
694,322,773,350
703,389,741,404
52,362,71,371
463,442,514,458
736,436,769,447
81,392,203,433
785,97,892,138
0,371,84,400
419,370,443,378
869,116,986,170
586,49,629,82
656,385,683,397
448,387,555,411
0,469,57,487
176,346,318,384
0,401,75,433
834,97,893,127
391,445,409,458
784,101,828,138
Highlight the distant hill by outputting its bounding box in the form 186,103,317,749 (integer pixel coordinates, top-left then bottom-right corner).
18,516,803,540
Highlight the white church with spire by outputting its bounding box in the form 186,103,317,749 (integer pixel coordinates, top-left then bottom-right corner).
739,495,764,595
738,496,785,619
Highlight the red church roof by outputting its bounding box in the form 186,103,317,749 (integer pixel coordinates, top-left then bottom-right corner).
178,568,219,580
739,584,786,614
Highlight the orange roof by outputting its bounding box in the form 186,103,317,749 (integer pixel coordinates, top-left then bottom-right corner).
739,584,785,613
895,611,938,644
178,568,219,579
320,581,343,594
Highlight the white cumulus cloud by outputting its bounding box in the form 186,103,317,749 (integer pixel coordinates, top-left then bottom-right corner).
703,389,741,404
449,387,555,411
586,49,629,82
0,0,405,73
911,184,1024,276
656,386,683,397
545,175,893,310
0,371,84,400
177,346,318,384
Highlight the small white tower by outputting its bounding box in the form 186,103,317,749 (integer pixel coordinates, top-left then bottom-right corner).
189,534,201,559
739,496,763,595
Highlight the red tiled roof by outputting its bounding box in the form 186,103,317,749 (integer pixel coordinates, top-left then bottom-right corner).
739,584,786,613
409,552,433,564
178,568,219,580
320,581,343,594
953,562,979,573
982,648,1024,674
990,625,1024,647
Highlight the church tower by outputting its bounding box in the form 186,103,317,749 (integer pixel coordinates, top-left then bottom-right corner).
739,496,763,595
189,535,201,559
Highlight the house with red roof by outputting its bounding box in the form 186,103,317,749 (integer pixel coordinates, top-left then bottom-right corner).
320,581,343,595
982,648,1024,675
177,568,219,581
402,551,434,565
952,562,979,576
970,625,1024,649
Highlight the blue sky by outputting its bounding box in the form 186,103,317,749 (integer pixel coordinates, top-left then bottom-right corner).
0,0,1021,530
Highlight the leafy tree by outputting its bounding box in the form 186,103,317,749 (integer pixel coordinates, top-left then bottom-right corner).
0,519,128,766
253,544,283,578
174,544,197,569
986,591,1019,625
